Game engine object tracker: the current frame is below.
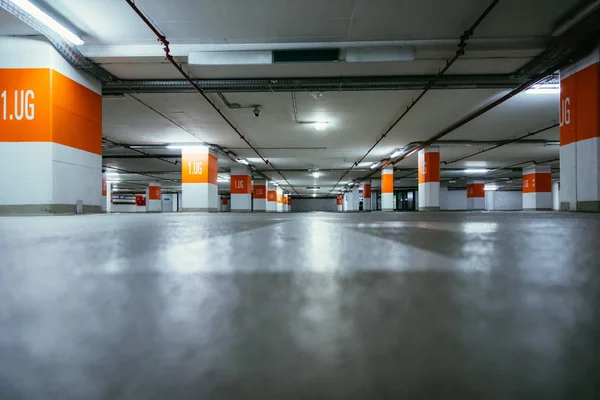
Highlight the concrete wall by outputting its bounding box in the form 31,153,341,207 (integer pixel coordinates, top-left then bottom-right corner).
111,203,137,213
486,191,522,211
291,198,337,212
441,190,467,210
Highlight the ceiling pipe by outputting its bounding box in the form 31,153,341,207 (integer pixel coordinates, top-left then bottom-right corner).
356,0,500,168
441,122,559,164
391,72,562,168
217,93,261,114
291,92,327,126
351,6,600,187
125,91,273,182
124,0,298,194
327,0,501,196
102,137,179,166
552,0,600,36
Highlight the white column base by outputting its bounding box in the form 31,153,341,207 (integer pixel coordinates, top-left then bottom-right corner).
523,192,553,211
231,193,251,212
467,197,485,210
182,183,218,212
418,182,440,211
381,193,394,211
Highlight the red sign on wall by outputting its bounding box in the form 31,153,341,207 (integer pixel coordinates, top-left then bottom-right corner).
135,195,146,206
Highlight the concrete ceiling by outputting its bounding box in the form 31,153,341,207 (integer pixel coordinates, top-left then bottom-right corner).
2,0,583,195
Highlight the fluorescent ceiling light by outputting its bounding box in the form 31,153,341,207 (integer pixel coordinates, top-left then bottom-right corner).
166,144,208,150
526,84,560,95
449,180,456,184
312,193,317,197
370,162,381,169
311,172,322,178
484,184,499,191
313,122,328,131
217,178,229,183
237,158,249,165
9,0,84,45
464,169,489,174
390,150,403,159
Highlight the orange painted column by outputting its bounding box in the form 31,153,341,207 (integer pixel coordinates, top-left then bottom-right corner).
560,46,600,212
253,179,267,212
283,194,289,212
181,146,219,212
522,165,552,210
102,172,107,212
146,182,162,212
266,181,278,212
0,38,102,214
381,166,394,211
337,194,343,212
220,195,230,212
230,166,251,212
418,146,441,211
467,180,485,210
276,187,284,212
362,183,372,211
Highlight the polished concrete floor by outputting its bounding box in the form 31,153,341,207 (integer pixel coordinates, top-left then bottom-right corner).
1,211,600,399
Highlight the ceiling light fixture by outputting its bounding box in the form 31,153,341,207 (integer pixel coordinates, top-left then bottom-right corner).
312,193,317,197
311,171,322,178
526,84,560,95
217,178,229,183
449,180,456,184
313,122,328,131
464,169,489,174
9,0,84,45
484,184,499,191
166,144,208,150
370,162,381,170
237,158,250,165
390,150,403,159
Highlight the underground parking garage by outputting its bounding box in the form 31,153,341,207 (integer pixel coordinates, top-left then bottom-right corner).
1,0,600,398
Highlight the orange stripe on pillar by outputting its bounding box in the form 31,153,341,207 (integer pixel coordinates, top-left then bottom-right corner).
148,186,161,200
418,151,440,183
267,191,277,202
363,184,372,199
467,184,485,198
560,62,600,146
231,175,251,194
382,174,394,193
182,151,218,184
523,173,552,193
0,69,102,154
254,185,266,199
